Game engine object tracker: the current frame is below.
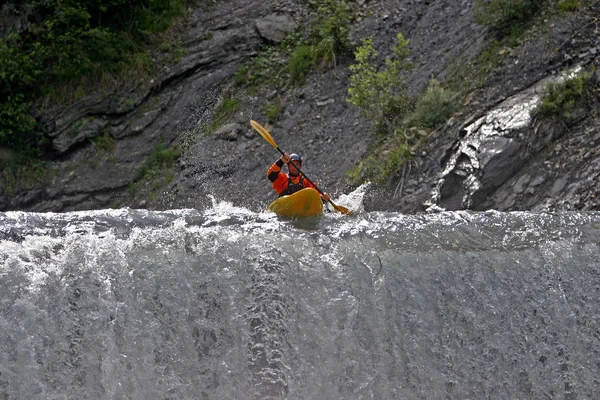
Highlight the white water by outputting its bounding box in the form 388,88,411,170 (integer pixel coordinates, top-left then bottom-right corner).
1,201,600,399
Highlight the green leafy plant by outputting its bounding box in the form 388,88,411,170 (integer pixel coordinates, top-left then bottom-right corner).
93,130,116,152
310,0,352,68
291,0,352,84
346,128,428,185
234,45,288,89
0,153,49,196
405,79,458,129
206,97,240,135
533,69,593,121
473,0,549,39
235,0,353,89
0,37,46,155
556,0,581,12
289,45,317,85
1,0,189,158
136,144,180,182
263,99,286,124
446,38,509,97
347,33,413,134
129,143,179,197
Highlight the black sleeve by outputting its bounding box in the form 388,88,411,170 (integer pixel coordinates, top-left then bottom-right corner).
267,159,285,182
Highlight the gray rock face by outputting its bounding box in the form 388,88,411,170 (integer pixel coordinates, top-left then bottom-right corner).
429,78,544,210
50,116,110,154
428,62,600,212
3,1,268,211
2,0,600,213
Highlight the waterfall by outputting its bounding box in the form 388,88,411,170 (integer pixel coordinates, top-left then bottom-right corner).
1,207,599,399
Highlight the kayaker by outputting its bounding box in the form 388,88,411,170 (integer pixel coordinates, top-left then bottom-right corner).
267,153,330,202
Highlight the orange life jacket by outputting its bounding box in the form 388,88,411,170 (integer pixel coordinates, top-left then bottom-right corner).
267,159,316,196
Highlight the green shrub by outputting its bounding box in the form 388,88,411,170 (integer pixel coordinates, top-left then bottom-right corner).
311,0,352,67
217,98,240,123
473,0,549,38
263,100,285,124
137,144,180,182
290,45,316,85
234,45,288,89
405,79,458,129
290,0,352,84
0,95,44,154
129,143,179,196
235,0,352,89
346,128,427,185
347,33,413,134
0,0,188,158
93,131,116,152
446,38,509,98
533,69,592,121
0,36,46,154
556,0,581,12
0,157,49,195
204,96,241,136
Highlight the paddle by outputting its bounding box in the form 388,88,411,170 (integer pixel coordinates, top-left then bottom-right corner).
250,119,351,215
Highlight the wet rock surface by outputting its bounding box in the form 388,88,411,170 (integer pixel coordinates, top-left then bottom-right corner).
371,1,600,213
2,0,600,213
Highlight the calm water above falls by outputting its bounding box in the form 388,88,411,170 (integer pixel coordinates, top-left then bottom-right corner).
1,204,600,399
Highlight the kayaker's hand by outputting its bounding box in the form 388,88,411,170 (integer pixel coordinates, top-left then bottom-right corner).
281,153,290,164
321,193,330,202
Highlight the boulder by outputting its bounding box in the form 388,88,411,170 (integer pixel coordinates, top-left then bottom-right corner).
213,123,241,141
255,14,297,44
477,137,522,189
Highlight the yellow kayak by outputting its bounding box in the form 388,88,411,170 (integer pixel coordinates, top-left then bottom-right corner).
268,188,323,218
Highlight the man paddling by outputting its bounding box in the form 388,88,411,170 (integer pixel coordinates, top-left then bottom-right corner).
267,153,330,202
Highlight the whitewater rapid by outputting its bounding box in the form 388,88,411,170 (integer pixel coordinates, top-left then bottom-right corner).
1,201,599,399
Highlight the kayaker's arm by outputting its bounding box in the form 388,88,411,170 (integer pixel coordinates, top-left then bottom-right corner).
267,153,292,181
267,156,290,195
267,158,284,182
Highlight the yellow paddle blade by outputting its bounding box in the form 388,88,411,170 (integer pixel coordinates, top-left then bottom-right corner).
333,203,351,215
250,120,278,149
330,201,352,215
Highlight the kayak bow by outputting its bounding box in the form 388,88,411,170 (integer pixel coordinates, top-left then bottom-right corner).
268,188,323,218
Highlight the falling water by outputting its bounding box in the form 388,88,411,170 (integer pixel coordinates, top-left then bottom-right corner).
1,201,600,399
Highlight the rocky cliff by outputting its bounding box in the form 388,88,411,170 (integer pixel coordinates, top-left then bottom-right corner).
2,0,599,213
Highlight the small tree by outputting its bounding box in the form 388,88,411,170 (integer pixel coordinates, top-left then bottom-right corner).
347,33,412,134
